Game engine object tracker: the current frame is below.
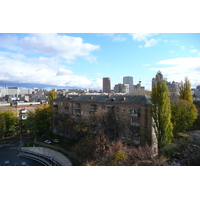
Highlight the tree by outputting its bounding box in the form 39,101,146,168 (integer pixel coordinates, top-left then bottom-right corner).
171,100,198,133
25,105,52,136
171,78,198,133
0,110,18,138
179,77,193,103
151,76,173,152
48,89,57,105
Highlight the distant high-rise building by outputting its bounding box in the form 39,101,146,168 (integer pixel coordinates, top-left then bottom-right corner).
152,71,180,102
123,76,134,93
103,77,111,93
114,83,129,93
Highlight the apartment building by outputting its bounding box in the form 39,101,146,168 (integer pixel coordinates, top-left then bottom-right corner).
0,102,42,118
52,93,157,153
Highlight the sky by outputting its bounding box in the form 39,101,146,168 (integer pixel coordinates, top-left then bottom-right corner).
0,33,200,91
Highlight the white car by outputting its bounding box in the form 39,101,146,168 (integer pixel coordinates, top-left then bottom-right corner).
44,140,51,144
53,139,60,143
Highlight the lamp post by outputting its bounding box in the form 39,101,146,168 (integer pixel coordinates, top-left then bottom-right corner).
19,109,27,146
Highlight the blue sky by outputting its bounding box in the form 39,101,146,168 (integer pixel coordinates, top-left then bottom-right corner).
0,33,200,90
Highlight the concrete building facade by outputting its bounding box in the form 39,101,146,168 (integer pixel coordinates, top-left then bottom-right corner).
114,83,129,93
123,76,134,93
103,77,111,93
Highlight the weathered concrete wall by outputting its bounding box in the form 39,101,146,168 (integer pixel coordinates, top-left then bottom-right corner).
21,147,72,166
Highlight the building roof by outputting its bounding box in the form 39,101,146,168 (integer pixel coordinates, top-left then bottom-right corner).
54,94,151,105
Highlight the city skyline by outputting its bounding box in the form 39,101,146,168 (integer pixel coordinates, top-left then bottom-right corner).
0,33,200,91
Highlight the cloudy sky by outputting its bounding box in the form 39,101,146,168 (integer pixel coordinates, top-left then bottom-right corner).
0,33,200,90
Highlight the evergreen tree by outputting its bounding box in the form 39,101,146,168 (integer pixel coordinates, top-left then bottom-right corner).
151,76,173,152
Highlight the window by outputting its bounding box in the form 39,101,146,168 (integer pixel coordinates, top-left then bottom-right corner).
127,108,131,113
131,108,140,117
121,133,125,138
127,135,132,140
122,107,125,112
116,107,119,112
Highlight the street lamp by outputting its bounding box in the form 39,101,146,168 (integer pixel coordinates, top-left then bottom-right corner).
19,109,27,146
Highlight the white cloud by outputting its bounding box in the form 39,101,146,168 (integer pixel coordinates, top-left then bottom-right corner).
112,35,126,42
0,34,100,63
130,33,156,41
144,38,159,47
0,53,101,89
142,64,150,66
190,48,200,56
101,33,126,42
169,50,175,53
56,68,73,76
151,57,200,87
19,33,100,61
191,49,198,53
129,33,160,47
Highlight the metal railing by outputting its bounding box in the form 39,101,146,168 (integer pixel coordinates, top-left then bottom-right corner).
18,147,61,166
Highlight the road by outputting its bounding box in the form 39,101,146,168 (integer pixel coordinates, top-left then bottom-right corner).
0,135,44,166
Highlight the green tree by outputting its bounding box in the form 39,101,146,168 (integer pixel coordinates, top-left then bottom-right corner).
179,77,193,103
48,89,57,105
25,105,52,136
0,110,18,138
151,76,173,152
171,100,198,133
171,78,198,134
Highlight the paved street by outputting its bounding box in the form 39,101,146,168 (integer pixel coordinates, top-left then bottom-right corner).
0,135,44,166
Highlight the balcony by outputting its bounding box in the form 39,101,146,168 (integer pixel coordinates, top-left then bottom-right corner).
131,122,140,127
133,140,140,145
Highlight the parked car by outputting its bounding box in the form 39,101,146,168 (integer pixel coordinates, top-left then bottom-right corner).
4,161,10,166
53,139,60,143
21,161,28,166
44,140,51,144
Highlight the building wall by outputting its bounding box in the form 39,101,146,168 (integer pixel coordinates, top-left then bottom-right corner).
0,88,33,97
123,76,134,93
103,77,111,93
53,94,157,153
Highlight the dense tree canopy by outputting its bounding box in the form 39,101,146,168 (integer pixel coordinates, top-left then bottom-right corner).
25,105,52,136
0,110,18,139
171,100,198,133
171,78,198,134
